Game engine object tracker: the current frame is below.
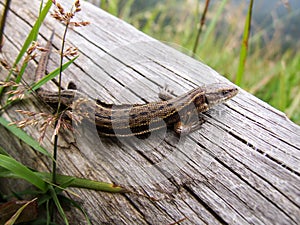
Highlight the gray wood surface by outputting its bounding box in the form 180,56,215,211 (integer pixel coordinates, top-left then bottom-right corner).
0,0,299,224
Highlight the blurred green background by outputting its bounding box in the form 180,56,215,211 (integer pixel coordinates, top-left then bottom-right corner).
87,0,300,125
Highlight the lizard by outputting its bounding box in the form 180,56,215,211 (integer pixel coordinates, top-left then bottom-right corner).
37,84,238,137
35,34,238,138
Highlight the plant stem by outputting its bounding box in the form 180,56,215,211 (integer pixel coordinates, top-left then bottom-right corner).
236,0,254,85
52,22,69,184
0,0,11,52
192,0,210,57
57,23,69,113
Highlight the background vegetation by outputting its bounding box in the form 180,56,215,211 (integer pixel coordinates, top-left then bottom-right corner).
93,0,300,125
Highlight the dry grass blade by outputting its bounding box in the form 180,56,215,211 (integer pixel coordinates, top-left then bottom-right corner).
6,89,25,101
0,81,18,88
51,0,90,26
10,110,72,143
0,58,11,71
62,46,78,57
0,82,25,102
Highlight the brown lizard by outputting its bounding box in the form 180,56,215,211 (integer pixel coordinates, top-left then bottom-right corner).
35,36,238,138
37,84,238,137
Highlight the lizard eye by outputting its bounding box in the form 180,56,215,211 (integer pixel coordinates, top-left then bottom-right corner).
222,90,231,96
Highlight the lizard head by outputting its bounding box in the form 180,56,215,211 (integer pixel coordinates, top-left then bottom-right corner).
202,83,238,110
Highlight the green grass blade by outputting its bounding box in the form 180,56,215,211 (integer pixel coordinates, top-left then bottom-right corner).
0,0,52,96
279,70,287,111
59,196,92,225
236,0,254,85
46,200,51,225
14,0,52,84
286,88,300,118
0,166,16,178
0,116,52,158
49,186,69,225
30,55,79,91
0,155,47,191
0,167,126,193
65,176,126,193
119,0,135,20
0,145,10,156
14,0,52,69
201,0,227,47
37,172,127,193
101,0,119,16
0,170,13,179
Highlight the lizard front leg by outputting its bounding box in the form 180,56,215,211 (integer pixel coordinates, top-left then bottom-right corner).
158,85,175,101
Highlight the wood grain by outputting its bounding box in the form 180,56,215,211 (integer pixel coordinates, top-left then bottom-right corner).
0,0,299,224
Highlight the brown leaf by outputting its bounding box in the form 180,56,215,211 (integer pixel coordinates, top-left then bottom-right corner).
0,199,38,224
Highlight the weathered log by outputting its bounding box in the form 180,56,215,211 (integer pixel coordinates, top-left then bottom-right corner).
0,0,299,224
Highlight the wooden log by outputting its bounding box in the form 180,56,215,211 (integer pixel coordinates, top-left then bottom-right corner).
0,0,299,224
